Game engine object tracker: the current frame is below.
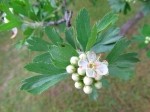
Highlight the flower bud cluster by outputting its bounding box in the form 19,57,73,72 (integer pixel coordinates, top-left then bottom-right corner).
66,54,103,94
145,36,150,44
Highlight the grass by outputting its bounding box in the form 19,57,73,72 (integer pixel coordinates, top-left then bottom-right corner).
0,0,150,112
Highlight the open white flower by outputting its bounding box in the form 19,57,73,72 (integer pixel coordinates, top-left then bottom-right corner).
78,51,108,78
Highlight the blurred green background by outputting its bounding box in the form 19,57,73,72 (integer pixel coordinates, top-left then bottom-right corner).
0,0,150,112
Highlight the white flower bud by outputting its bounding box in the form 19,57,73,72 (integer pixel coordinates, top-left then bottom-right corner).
146,36,150,40
70,56,79,65
79,53,86,59
94,82,102,89
145,40,149,44
83,86,92,94
83,76,93,85
74,82,83,89
95,75,102,81
77,68,86,75
72,73,80,81
66,65,76,74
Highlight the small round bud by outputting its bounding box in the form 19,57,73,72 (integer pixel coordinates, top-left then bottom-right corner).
83,86,92,94
94,82,102,89
70,56,79,65
77,68,86,75
145,40,149,44
146,36,150,40
66,65,76,74
79,53,86,59
83,76,93,85
95,75,102,81
72,73,80,81
74,82,83,89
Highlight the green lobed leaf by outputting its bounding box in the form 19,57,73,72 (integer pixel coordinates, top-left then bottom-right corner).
123,2,131,14
23,27,34,36
140,24,150,36
109,65,134,80
21,72,68,94
0,22,21,31
0,2,22,31
96,11,118,33
92,27,122,53
114,53,140,67
89,86,98,101
10,1,28,16
107,0,131,14
45,27,63,44
141,0,150,15
33,52,52,64
25,62,65,74
65,27,76,48
106,39,130,64
86,25,97,51
49,0,57,8
76,8,91,51
49,44,78,68
97,28,122,44
93,44,115,53
108,53,139,80
147,50,150,58
27,37,51,51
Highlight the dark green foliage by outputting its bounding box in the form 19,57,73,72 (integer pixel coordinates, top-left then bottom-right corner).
21,73,68,94
86,25,97,51
76,8,91,51
92,27,122,53
45,27,63,44
65,27,76,48
33,52,52,64
49,44,78,68
106,39,130,64
96,11,118,33
26,37,51,51
108,0,131,14
25,63,65,74
107,40,139,80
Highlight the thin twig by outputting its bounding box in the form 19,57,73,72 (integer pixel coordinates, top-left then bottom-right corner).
24,0,72,28
44,10,72,27
44,0,72,27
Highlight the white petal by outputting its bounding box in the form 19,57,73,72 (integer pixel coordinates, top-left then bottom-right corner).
78,59,88,69
96,63,108,75
3,17,9,23
87,51,97,62
79,53,86,59
86,68,96,77
11,27,18,39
